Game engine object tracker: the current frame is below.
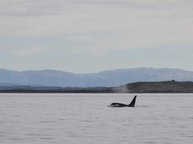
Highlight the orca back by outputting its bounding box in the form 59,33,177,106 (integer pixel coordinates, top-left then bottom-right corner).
109,103,128,107
109,95,137,107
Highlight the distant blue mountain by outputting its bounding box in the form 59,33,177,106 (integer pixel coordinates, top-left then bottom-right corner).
0,68,193,87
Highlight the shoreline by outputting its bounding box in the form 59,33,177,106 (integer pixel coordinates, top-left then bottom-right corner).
1,80,193,93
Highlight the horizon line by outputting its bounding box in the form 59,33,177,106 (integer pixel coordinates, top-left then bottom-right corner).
0,67,192,74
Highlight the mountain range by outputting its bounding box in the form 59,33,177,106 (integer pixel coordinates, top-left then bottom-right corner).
0,68,193,87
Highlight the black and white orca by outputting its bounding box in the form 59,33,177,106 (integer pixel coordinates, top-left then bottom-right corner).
109,95,137,107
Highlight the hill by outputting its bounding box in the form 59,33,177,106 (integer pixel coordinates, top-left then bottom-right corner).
0,68,193,87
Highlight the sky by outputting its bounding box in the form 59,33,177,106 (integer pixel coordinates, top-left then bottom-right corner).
0,0,193,73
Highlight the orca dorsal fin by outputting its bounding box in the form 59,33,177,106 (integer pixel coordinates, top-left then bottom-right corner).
128,95,137,107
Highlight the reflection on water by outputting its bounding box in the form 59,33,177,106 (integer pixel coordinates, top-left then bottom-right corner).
0,93,193,144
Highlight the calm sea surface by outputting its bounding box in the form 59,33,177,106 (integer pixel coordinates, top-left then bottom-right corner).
0,93,193,144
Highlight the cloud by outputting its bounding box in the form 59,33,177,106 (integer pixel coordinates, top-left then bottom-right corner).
3,46,50,57
12,47,47,56
0,0,193,54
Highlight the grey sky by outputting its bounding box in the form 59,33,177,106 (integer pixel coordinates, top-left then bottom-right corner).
0,0,193,72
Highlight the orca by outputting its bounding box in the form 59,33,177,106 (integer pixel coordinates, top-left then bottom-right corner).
109,95,137,107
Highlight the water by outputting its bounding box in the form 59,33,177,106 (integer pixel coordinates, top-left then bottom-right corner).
0,93,193,144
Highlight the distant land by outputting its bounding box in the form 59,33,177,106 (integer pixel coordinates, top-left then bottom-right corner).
115,80,193,93
0,80,193,93
0,67,193,87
